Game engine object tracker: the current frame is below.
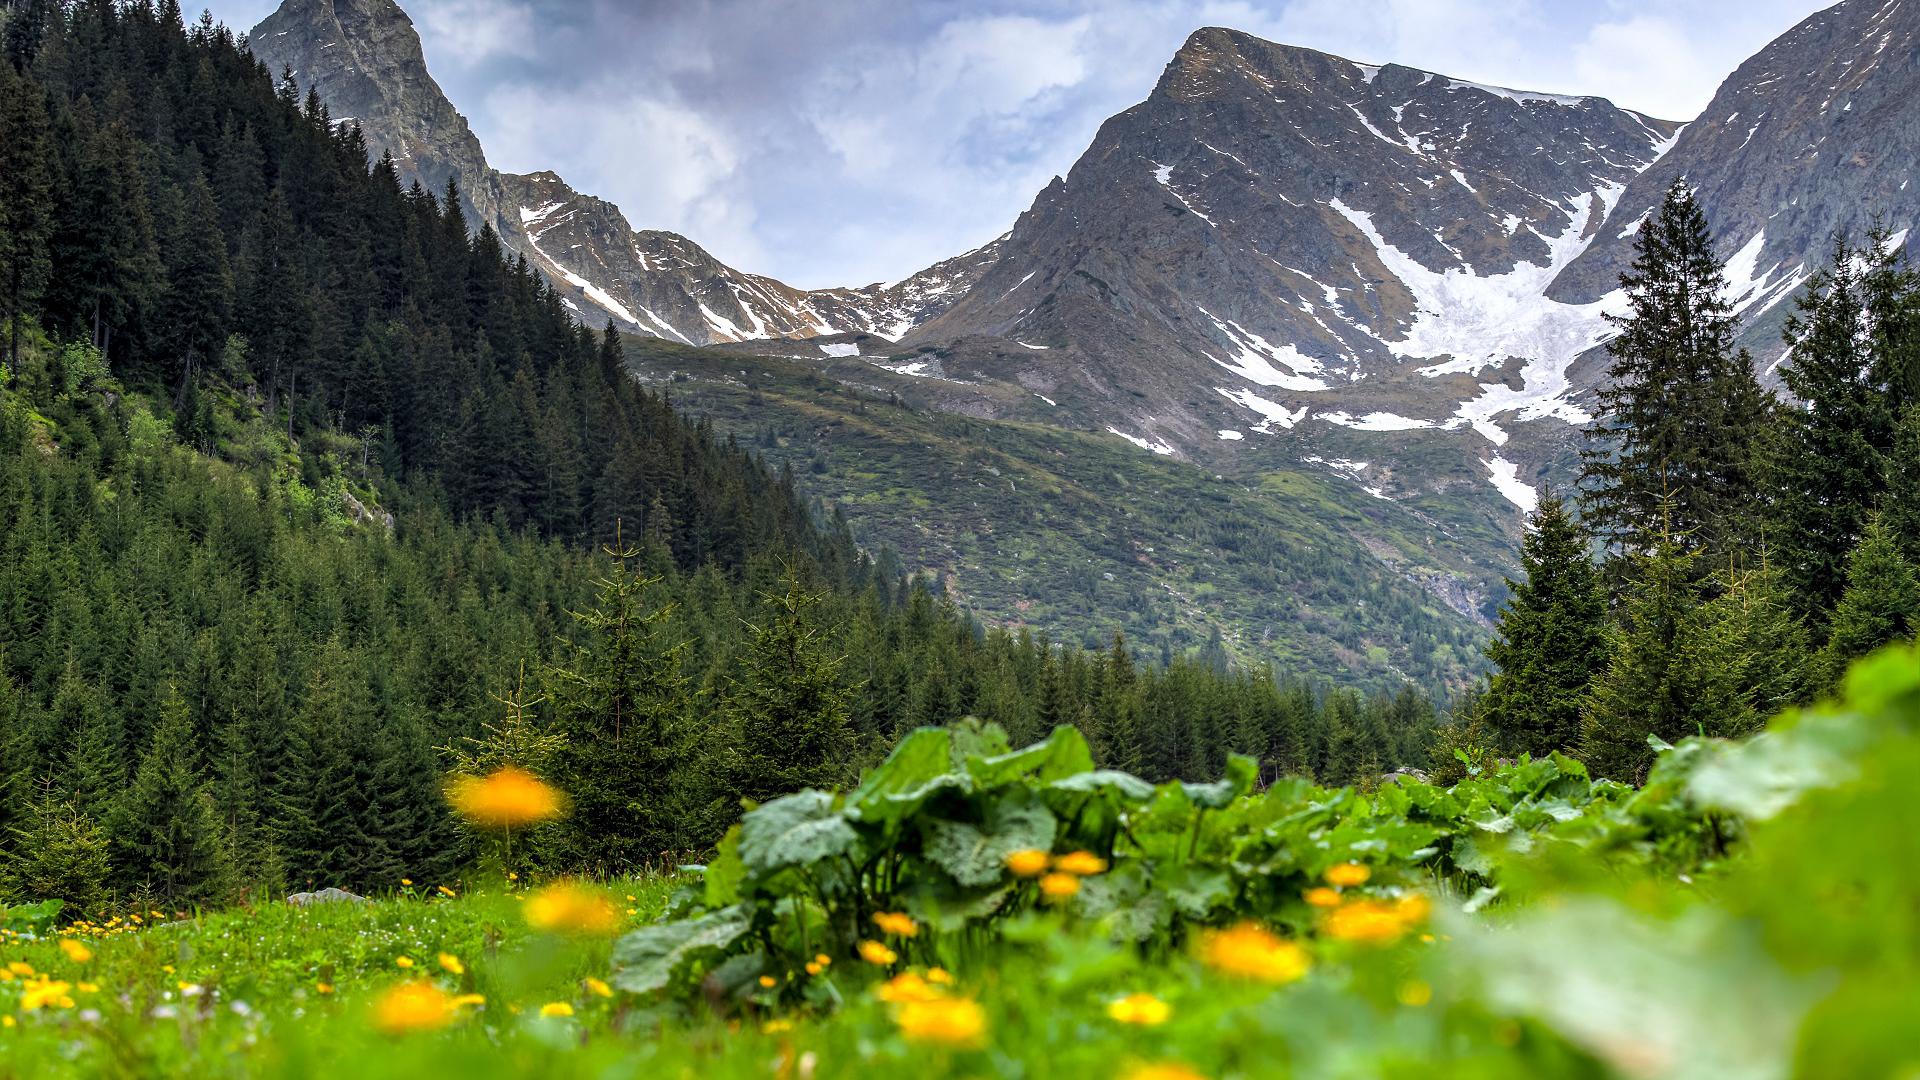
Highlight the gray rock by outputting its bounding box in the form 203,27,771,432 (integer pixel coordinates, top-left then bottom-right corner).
287,887,368,906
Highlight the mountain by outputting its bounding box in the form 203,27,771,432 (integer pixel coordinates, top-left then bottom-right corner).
867,28,1678,516
1550,0,1920,371
246,0,995,346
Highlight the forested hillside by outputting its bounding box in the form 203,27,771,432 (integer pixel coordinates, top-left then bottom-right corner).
0,1,1440,910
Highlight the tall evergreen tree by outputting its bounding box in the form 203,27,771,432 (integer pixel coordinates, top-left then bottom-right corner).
1481,491,1608,755
547,540,695,872
723,568,857,806
1763,235,1891,624
1819,517,1920,688
0,63,54,381
1581,181,1769,570
1579,536,1749,781
109,683,225,905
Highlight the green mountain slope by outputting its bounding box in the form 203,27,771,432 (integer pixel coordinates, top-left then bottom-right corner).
624,339,1499,689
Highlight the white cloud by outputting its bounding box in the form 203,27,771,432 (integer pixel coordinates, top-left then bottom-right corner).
413,0,541,65
1571,16,1713,121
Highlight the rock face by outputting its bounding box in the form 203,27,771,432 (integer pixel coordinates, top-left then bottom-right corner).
287,887,368,905
1551,0,1920,369
895,27,1678,506
247,0,999,346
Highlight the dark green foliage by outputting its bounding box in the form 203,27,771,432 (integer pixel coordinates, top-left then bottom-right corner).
1581,181,1768,569
109,683,226,905
0,61,55,379
1579,538,1748,781
547,543,698,871
1481,491,1607,755
2,796,112,916
722,569,859,806
1764,236,1896,623
1819,518,1920,686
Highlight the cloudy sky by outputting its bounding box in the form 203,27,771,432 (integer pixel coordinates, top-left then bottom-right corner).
213,0,1830,289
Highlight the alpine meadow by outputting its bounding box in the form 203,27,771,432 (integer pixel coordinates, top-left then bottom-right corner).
0,1,1918,1078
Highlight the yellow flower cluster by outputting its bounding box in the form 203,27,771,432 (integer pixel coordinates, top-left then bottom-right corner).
894,996,986,1048
1106,992,1171,1026
446,766,564,829
523,881,622,936
871,911,918,937
1005,848,1108,902
1199,923,1311,984
1319,893,1431,945
857,940,898,965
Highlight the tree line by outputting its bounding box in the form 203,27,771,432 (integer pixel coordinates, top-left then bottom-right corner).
1477,182,1920,779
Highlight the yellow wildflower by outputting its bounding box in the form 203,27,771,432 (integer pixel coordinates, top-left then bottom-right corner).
1322,899,1409,944
437,953,464,975
1324,862,1370,888
1,1016,12,1028
523,882,622,936
437,885,457,898
894,996,986,1048
1303,887,1343,909
400,878,412,887
1005,849,1050,877
6,962,32,977
857,940,898,965
875,971,944,1004
813,953,832,967
446,766,565,829
1394,892,1432,925
58,940,92,964
1200,923,1311,984
584,977,613,998
316,983,334,995
451,993,486,1008
1053,851,1108,876
395,956,415,969
539,1002,574,1018
20,978,74,1011
373,981,453,1035
758,975,779,989
871,911,919,937
1106,992,1171,1026
76,982,98,994
804,962,822,976
763,1018,794,1034
925,967,953,985
1122,1064,1208,1080
1038,872,1081,901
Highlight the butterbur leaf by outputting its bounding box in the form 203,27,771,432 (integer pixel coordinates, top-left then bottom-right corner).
610,906,751,995
848,729,970,827
1047,770,1156,802
1180,753,1258,810
946,717,1013,767
923,790,1057,887
739,790,858,876
703,826,746,906
966,726,1094,787
1156,863,1232,918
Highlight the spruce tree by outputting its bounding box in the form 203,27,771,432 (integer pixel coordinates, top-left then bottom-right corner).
547,538,695,872
1763,235,1891,624
0,63,55,382
1695,562,1812,723
1579,537,1750,781
109,683,225,905
1863,225,1920,412
1819,517,1920,687
723,567,856,807
1481,491,1608,755
1581,180,1769,569
1883,406,1920,564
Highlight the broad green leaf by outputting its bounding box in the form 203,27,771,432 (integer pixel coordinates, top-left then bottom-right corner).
703,825,746,906
966,725,1094,787
610,906,751,995
1179,753,1258,810
1156,863,1232,918
1687,727,1860,820
1046,769,1155,802
850,728,951,807
738,790,858,875
922,790,1057,887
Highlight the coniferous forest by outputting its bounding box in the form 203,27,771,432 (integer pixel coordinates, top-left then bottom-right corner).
0,1,1435,910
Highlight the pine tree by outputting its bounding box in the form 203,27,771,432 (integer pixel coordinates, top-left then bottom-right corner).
1695,562,1812,723
109,683,225,905
1579,537,1750,781
1763,235,1891,624
0,63,55,382
1581,181,1769,569
1884,406,1920,564
1,791,112,915
723,567,857,807
1819,517,1920,688
158,167,233,403
1481,491,1608,755
548,536,697,871
1863,225,1920,412
277,646,369,890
